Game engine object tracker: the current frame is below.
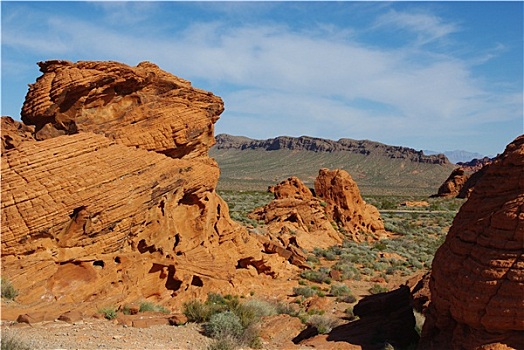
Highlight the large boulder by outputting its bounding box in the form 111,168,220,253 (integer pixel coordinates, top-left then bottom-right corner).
431,167,470,198
249,176,343,252
420,135,524,350
314,168,386,242
1,60,283,318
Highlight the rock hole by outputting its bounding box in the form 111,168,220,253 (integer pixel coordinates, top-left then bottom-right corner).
191,276,203,287
70,206,87,219
173,233,180,250
93,260,105,269
114,257,121,264
165,265,182,292
137,239,156,254
159,200,165,216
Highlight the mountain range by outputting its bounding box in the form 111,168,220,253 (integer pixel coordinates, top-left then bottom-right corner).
210,134,457,196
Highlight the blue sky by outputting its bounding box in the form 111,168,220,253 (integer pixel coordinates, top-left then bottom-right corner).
2,1,523,156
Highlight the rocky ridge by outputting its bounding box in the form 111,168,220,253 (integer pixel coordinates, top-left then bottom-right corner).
420,135,524,349
215,134,450,165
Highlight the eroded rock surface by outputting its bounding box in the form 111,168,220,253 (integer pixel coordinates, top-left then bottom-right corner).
314,168,386,242
420,135,524,350
1,60,284,318
250,169,386,262
432,167,470,198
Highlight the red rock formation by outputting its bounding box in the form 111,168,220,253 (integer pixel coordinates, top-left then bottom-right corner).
1,61,287,319
249,176,343,252
420,135,524,350
314,168,386,242
1,116,35,152
431,167,470,198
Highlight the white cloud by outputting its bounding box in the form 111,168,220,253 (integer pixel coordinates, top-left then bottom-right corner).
1,3,521,155
373,9,460,46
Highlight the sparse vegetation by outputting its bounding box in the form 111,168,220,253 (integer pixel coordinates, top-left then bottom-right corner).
1,278,18,301
139,301,169,314
184,293,273,350
1,333,31,350
98,307,118,320
307,314,341,334
368,284,389,294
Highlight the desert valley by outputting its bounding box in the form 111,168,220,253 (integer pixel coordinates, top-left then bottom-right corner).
1,61,522,350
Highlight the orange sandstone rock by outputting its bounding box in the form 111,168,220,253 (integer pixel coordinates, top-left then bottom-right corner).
420,135,524,350
0,60,281,318
314,168,386,242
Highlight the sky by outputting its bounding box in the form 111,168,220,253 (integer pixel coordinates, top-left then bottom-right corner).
1,1,523,156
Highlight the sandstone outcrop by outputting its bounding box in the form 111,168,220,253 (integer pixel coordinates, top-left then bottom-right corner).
431,167,470,198
249,176,343,254
314,168,386,242
1,60,288,318
250,169,386,257
420,135,524,350
1,116,35,152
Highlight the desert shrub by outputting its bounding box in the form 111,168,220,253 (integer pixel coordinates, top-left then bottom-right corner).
139,301,169,314
368,284,389,295
329,283,351,297
207,336,238,350
98,307,117,320
293,286,316,298
275,301,299,317
344,307,357,321
183,299,211,322
204,311,244,340
300,270,331,284
242,299,277,318
307,315,340,334
1,279,18,301
1,333,31,350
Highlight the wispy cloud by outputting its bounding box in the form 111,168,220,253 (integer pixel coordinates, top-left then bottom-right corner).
372,9,460,46
1,2,521,154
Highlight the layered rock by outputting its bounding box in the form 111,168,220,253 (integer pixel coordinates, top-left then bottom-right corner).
249,176,343,255
314,168,386,242
250,168,386,258
431,167,470,198
1,116,35,152
420,135,524,350
1,60,284,318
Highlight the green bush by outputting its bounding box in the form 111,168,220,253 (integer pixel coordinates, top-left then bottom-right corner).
1,279,18,301
293,286,316,298
368,284,389,295
242,299,277,318
207,336,238,350
329,284,351,297
307,315,340,334
1,333,31,350
183,300,210,322
98,307,117,320
204,311,244,340
139,301,169,314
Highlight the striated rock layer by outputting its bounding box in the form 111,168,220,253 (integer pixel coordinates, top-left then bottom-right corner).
250,168,386,258
1,60,288,318
314,168,386,242
420,135,524,350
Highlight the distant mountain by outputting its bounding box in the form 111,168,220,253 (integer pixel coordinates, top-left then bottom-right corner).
211,134,455,196
216,134,450,165
424,149,485,164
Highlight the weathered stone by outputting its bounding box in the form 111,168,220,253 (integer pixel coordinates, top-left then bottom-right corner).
315,168,386,242
420,135,524,350
0,60,282,318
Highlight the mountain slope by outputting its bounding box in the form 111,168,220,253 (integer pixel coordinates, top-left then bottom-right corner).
211,134,456,196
